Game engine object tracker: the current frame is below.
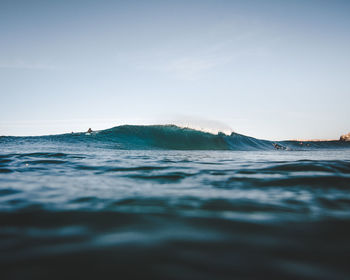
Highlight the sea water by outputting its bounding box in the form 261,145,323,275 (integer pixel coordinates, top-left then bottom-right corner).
1,126,350,279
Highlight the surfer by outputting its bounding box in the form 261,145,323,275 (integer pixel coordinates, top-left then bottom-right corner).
273,143,286,150
87,128,93,133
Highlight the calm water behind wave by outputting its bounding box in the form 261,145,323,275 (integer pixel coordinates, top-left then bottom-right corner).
1,134,350,279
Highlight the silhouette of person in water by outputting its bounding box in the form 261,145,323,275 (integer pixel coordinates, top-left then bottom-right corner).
87,128,93,133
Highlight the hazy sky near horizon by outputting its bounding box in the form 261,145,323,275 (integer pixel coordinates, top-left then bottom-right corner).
1,0,349,139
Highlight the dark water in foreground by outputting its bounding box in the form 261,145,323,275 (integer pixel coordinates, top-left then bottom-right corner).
1,126,350,279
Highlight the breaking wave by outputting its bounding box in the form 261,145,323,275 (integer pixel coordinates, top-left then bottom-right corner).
1,125,349,150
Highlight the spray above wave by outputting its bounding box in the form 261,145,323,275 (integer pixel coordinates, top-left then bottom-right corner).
2,125,349,150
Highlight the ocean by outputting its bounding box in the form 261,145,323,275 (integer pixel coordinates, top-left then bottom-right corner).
1,125,350,279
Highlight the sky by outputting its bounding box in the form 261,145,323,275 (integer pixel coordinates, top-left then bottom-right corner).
0,0,349,140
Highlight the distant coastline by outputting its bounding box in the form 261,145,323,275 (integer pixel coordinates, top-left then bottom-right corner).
289,132,350,143
340,132,350,142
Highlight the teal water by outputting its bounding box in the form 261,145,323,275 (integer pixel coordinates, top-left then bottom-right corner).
1,125,350,279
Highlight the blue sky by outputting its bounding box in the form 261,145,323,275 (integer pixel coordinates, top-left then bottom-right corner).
1,0,349,139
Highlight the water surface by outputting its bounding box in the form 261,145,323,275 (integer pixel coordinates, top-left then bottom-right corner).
1,126,350,279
